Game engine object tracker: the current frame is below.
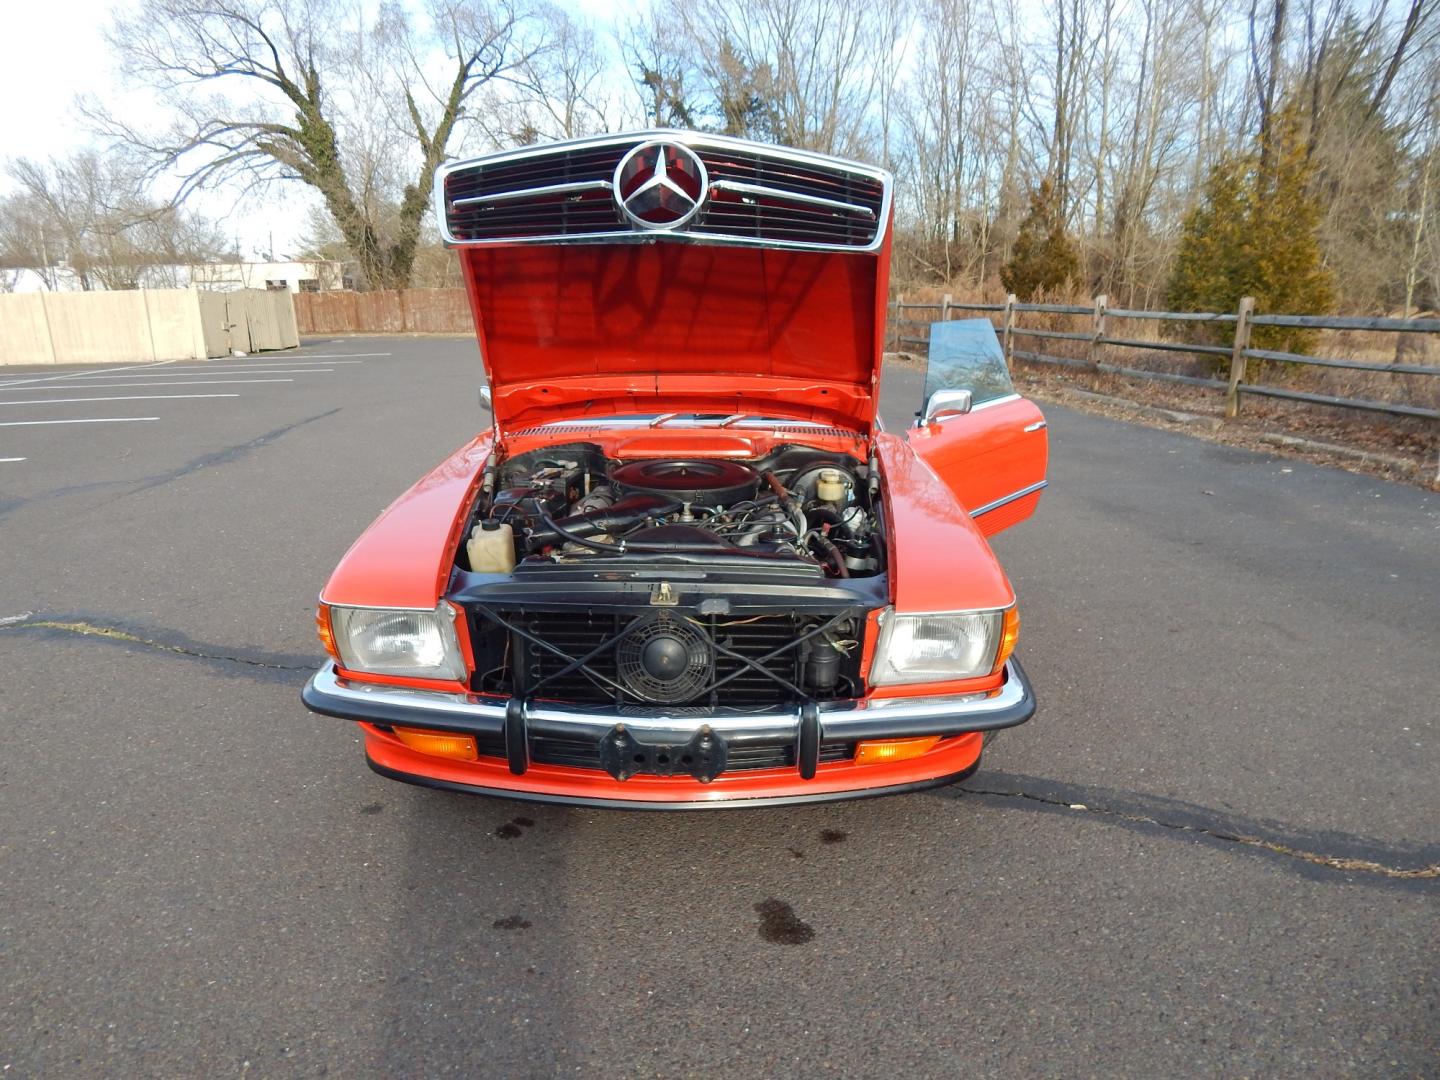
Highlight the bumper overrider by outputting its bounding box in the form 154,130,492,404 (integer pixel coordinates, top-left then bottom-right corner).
301,659,1035,808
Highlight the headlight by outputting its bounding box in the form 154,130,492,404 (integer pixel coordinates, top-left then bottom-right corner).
869,608,1015,686
327,603,467,680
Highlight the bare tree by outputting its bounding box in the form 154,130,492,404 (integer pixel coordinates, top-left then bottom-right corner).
2,151,226,290
617,6,700,128
899,0,983,279
871,0,914,169
496,10,627,141
0,191,65,290
1045,0,1098,218
662,0,888,156
72,0,1439,312
1250,0,1290,162
94,0,549,289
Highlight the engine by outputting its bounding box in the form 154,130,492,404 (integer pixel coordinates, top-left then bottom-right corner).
465,444,883,578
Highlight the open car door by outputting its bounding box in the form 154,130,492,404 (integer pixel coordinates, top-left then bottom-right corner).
905,318,1049,537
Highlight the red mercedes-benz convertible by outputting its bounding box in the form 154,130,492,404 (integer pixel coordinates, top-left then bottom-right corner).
302,131,1048,808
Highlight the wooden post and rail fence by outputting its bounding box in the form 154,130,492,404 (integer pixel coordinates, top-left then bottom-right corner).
888,293,1440,482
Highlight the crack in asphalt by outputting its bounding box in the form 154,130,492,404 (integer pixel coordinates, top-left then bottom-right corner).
4,612,1435,885
0,615,314,674
959,782,1440,881
108,407,342,503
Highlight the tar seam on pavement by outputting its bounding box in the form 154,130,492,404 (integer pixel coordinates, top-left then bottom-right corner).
0,615,314,672
960,784,1440,881
5,609,1435,886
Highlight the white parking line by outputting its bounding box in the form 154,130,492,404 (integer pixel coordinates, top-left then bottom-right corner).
0,379,295,391
18,368,337,380
0,359,177,389
0,417,159,427
126,360,365,372
0,457,26,462
0,394,240,406
0,353,378,388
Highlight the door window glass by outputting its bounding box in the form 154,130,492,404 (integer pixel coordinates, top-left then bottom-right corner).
924,318,1015,406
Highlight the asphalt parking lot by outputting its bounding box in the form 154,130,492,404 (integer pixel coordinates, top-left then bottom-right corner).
1,336,1436,1077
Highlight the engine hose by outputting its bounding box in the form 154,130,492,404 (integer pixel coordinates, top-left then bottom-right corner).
534,510,744,556
524,495,679,549
763,471,808,539
811,533,850,577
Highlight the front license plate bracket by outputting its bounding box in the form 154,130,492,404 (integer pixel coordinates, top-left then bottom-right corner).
597,723,728,782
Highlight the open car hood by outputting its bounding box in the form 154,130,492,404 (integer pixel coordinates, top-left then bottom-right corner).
438,131,893,435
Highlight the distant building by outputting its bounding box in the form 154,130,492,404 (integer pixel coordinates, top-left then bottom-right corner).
4,259,351,294
189,260,349,293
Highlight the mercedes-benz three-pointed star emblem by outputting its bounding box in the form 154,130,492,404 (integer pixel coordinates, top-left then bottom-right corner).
613,141,709,230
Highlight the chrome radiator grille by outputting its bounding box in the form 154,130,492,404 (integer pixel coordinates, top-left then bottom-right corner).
444,145,624,242
437,131,890,252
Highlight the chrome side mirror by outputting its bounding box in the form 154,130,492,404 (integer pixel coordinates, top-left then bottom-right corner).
479,385,492,411
918,388,972,427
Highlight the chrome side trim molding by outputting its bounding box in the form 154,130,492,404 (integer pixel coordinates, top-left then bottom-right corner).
968,393,1021,412
971,480,1048,518
452,179,613,208
709,179,877,219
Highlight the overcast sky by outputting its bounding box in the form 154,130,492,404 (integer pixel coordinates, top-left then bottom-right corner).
0,0,631,260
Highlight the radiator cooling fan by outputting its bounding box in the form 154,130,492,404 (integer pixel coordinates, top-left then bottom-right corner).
616,613,714,703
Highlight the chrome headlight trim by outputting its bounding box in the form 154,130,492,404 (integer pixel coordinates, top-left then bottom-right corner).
869,607,1005,686
329,601,467,681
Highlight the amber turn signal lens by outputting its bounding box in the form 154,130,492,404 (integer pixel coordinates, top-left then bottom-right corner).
992,607,1020,674
393,726,479,762
315,603,340,663
854,735,942,766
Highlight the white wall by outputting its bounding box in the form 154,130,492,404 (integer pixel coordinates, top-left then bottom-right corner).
0,288,298,365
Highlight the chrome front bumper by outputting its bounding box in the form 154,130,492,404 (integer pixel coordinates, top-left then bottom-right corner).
301,658,1036,747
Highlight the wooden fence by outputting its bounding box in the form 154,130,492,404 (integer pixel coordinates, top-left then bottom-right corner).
294,288,471,335
889,292,1440,480
887,298,1440,480
889,293,1440,420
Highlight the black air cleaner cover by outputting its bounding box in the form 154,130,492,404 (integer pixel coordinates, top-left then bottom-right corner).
609,459,759,506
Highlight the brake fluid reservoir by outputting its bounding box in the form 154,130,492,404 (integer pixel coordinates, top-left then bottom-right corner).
816,468,847,505
467,521,516,573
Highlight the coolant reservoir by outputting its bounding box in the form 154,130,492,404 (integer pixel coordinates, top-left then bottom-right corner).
467,521,515,573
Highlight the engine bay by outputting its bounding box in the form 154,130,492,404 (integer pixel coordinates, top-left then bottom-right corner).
462,443,885,579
